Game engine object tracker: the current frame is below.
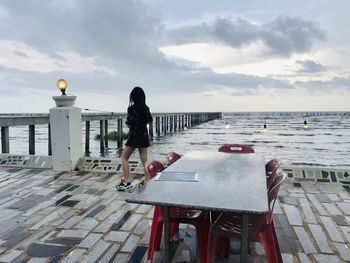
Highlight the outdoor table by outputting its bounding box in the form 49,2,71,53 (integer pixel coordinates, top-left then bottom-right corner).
126,150,268,263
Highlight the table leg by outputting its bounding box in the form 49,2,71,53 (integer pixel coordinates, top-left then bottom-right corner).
162,206,171,263
241,214,249,263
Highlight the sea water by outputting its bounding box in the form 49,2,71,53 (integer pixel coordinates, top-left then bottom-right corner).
6,113,350,169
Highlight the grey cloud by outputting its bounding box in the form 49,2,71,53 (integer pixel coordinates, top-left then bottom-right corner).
295,59,326,73
294,76,350,90
0,0,172,70
164,16,325,57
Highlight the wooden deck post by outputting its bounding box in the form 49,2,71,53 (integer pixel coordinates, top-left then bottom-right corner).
104,120,108,148
100,120,105,155
156,117,160,137
29,124,35,155
117,119,123,148
170,116,173,133
48,124,52,156
1,126,9,153
85,121,90,155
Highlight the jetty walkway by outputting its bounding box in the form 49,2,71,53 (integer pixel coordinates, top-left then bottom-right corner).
0,164,349,262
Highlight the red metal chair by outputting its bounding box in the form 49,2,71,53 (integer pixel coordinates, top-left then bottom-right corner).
166,151,182,165
207,173,286,263
146,160,210,263
218,144,255,153
265,159,281,190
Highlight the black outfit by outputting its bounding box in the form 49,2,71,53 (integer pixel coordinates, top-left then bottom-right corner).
125,105,153,148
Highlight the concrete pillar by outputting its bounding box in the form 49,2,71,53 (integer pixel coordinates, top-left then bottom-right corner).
50,95,82,171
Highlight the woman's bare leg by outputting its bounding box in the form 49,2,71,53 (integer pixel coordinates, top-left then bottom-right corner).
138,147,150,180
121,146,135,182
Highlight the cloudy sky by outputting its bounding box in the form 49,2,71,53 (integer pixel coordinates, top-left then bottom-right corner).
0,0,349,113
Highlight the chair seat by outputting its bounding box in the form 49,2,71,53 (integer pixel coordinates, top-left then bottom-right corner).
212,213,267,240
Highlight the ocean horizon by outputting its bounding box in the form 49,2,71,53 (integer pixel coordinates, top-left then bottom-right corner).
2,111,349,169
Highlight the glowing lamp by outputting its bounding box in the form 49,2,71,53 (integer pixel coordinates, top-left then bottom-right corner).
262,119,267,132
304,120,308,129
225,122,230,129
262,124,267,132
57,79,68,95
184,125,188,131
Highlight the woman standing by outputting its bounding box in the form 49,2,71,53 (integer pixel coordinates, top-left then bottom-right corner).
117,86,153,191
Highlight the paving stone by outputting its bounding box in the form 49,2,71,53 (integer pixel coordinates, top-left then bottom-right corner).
27,243,72,257
134,219,152,235
120,214,143,231
81,239,110,263
340,226,350,243
315,193,331,203
120,234,140,252
346,216,350,224
276,214,295,238
308,224,333,253
111,253,129,263
334,242,350,261
98,244,120,263
313,254,341,263
327,194,340,202
75,218,99,230
78,233,103,248
337,202,350,215
30,207,70,230
135,204,152,214
27,258,49,263
299,198,318,224
282,204,303,226
294,226,317,254
323,203,343,215
111,210,133,231
332,215,348,226
281,253,293,263
96,201,124,221
0,249,23,262
320,216,344,242
60,248,87,263
105,231,129,242
306,193,328,215
272,200,283,214
59,216,84,229
94,210,125,233
279,196,298,206
57,230,90,239
298,252,312,263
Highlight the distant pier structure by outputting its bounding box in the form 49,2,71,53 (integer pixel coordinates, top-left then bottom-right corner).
0,112,222,156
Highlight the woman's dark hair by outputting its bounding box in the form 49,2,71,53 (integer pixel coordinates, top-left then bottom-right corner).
129,86,148,122
129,86,146,108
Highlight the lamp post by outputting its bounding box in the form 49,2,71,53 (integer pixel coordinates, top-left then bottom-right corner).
49,79,82,171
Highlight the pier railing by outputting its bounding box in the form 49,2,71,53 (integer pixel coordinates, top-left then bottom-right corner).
0,112,222,156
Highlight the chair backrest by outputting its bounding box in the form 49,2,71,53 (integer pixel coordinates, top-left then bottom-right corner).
218,144,255,154
146,160,165,179
267,173,286,223
265,159,281,190
166,151,181,165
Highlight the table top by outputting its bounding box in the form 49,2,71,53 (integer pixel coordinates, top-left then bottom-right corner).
126,150,269,214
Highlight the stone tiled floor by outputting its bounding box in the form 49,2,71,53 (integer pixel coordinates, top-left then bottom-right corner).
0,167,349,262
